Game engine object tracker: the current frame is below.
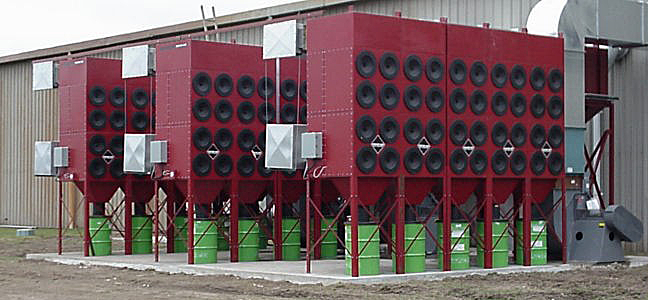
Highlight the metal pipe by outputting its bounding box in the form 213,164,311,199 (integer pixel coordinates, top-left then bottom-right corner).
609,103,615,205
58,179,62,255
306,177,311,273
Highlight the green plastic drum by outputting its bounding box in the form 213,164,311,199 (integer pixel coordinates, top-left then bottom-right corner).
515,220,547,265
320,218,338,259
476,221,509,268
89,216,111,256
173,216,188,253
131,216,152,254
391,223,426,273
194,220,218,264
281,218,301,261
238,219,259,262
345,224,380,276
436,222,470,270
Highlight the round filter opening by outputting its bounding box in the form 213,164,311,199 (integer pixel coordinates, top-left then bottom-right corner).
356,81,377,109
470,150,488,175
548,152,564,175
280,103,297,123
470,121,488,146
531,151,546,175
426,148,444,174
404,55,423,82
380,116,399,144
530,67,546,91
403,118,423,144
404,85,423,111
530,94,546,118
281,79,297,101
530,125,546,149
426,57,444,83
450,88,467,114
193,127,212,150
237,75,255,98
192,72,212,96
470,90,488,115
511,93,526,117
379,147,400,174
548,96,563,120
492,150,508,175
491,64,507,88
215,73,233,97
131,88,149,109
237,155,256,177
131,111,148,131
109,110,125,130
356,115,377,143
215,99,233,123
356,147,376,174
88,135,106,155
110,135,124,155
89,158,106,178
237,101,255,124
426,87,444,113
258,76,275,99
380,52,399,80
192,98,212,121
257,102,276,124
470,61,488,86
492,122,508,147
89,110,107,130
449,120,467,146
192,154,212,177
548,69,564,92
215,128,233,150
356,51,377,78
510,151,527,175
404,148,423,174
449,59,467,85
548,125,564,148
237,129,256,151
426,119,444,145
380,83,400,110
510,123,526,147
450,149,468,174
214,154,233,177
89,86,107,106
510,65,526,90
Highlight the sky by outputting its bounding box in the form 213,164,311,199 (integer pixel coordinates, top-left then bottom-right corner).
0,0,302,57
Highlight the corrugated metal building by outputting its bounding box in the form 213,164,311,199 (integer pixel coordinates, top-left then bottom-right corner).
0,0,645,253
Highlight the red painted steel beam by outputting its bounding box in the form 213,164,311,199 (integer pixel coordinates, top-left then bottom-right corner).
274,173,283,260
484,178,493,269
83,181,90,257
154,180,159,262
187,180,195,264
350,176,359,277
306,179,311,273
124,181,133,255
230,181,239,262
609,103,615,205
442,177,451,271
313,179,322,260
58,179,63,255
523,178,532,266
395,176,405,274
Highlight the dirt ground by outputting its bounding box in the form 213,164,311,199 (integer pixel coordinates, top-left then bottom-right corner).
1,228,647,299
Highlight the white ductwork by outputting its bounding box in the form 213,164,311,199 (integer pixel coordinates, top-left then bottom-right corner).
526,0,648,173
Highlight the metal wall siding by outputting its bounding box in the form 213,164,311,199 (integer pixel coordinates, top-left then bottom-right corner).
610,48,648,253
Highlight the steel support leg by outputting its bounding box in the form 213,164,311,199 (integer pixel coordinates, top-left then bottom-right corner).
350,176,359,277
395,176,405,274
58,179,63,255
230,181,240,262
442,177,451,271
273,174,283,260
187,180,195,264
124,180,133,255
313,179,322,259
83,181,90,257
523,178,532,266
484,177,494,269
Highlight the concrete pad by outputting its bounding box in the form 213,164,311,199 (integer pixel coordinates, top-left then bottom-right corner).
26,251,648,285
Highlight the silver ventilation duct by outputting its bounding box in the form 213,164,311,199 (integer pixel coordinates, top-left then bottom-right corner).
527,0,648,174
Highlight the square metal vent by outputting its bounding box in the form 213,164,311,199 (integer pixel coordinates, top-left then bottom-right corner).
265,124,306,169
32,61,57,91
122,45,155,78
124,134,154,174
150,140,168,164
263,20,297,59
301,132,322,159
34,141,58,176
53,147,69,167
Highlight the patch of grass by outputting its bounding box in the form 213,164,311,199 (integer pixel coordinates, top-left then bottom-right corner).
0,228,80,240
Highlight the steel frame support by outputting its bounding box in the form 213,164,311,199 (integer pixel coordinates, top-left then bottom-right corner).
187,180,195,264
230,180,240,262
124,180,133,255
483,178,494,269
273,174,283,260
394,176,405,274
